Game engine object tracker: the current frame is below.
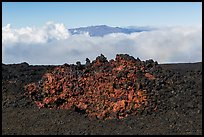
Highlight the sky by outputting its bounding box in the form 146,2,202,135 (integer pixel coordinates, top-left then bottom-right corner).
2,2,202,28
2,2,202,65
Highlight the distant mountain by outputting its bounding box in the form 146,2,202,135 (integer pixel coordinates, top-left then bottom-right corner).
68,25,154,37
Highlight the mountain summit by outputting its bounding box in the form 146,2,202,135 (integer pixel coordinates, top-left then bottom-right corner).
68,25,152,37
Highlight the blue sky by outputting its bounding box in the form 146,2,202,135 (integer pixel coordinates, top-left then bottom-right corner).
2,2,202,64
2,2,202,28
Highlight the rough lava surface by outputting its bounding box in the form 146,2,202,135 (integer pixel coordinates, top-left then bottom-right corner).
24,54,160,120
2,54,202,135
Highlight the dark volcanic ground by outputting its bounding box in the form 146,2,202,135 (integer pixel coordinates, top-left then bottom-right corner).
2,62,202,135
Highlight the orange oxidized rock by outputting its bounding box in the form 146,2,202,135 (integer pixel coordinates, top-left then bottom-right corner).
24,54,160,120
145,73,156,80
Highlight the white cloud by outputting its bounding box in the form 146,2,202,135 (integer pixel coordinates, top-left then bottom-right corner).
2,22,202,65
2,21,69,45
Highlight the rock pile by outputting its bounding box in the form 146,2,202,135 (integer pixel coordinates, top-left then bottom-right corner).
25,54,161,120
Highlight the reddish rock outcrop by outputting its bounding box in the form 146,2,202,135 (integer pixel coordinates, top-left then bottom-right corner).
25,54,160,120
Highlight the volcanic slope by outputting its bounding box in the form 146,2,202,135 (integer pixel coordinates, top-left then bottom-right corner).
2,54,202,135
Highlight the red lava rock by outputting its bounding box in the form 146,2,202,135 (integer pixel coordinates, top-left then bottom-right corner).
24,54,160,120
145,73,156,80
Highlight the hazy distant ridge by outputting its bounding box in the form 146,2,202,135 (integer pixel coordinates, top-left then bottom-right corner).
68,25,153,36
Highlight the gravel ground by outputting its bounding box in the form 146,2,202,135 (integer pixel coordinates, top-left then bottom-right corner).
2,61,202,135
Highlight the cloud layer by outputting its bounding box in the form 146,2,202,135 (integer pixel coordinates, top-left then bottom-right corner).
2,22,202,65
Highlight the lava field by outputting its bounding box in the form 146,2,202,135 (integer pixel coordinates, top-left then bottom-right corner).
2,54,202,135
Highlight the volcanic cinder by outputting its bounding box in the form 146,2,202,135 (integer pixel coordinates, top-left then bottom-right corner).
25,54,161,120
